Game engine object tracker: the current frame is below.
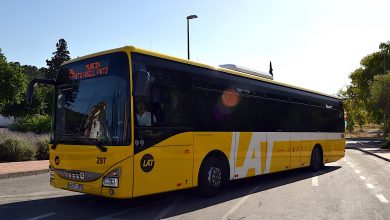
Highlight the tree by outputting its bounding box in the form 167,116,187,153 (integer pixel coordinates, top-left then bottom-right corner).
42,39,71,114
44,38,70,80
349,41,390,103
349,52,385,105
17,64,45,80
379,42,390,55
0,48,28,116
0,39,71,118
344,41,390,130
338,86,367,133
0,62,48,117
369,73,390,138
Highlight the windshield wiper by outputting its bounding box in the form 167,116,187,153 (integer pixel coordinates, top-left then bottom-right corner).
51,134,73,150
51,135,107,152
70,136,108,152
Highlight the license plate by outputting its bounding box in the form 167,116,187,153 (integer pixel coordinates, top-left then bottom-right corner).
68,182,84,192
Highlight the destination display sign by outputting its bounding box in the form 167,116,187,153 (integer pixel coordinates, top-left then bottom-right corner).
68,60,110,80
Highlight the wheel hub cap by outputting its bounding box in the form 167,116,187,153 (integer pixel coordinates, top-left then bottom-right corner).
208,167,222,187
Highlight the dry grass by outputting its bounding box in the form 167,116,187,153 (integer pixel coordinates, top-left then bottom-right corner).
0,128,50,145
346,124,382,138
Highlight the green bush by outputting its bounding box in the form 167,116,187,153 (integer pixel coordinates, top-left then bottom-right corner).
35,139,49,160
0,138,35,162
9,114,51,134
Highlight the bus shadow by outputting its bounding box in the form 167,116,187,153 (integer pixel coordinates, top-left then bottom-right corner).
165,165,341,218
0,166,341,219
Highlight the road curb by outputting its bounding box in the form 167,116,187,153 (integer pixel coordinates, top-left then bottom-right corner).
346,138,385,142
349,147,390,162
0,169,49,180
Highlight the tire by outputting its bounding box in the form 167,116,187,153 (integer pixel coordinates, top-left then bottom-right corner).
198,156,226,197
309,147,323,172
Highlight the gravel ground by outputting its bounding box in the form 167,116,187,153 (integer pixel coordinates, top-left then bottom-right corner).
0,128,50,145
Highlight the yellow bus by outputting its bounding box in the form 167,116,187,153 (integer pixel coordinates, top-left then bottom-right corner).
27,46,345,198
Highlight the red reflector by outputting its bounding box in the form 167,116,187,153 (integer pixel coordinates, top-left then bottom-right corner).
185,149,190,154
177,183,182,187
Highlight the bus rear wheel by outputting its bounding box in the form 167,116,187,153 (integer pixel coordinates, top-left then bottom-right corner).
198,156,225,197
310,146,323,172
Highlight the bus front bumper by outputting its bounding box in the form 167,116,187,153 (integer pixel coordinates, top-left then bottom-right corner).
49,156,134,199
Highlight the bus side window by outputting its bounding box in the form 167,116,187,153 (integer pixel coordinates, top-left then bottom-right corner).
139,64,191,129
151,87,164,125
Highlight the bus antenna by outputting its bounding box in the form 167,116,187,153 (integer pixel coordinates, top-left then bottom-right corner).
269,61,273,76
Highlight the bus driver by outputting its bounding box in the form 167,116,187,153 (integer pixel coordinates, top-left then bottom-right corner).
136,101,152,127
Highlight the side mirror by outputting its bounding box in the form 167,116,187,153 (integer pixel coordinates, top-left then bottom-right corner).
26,79,56,106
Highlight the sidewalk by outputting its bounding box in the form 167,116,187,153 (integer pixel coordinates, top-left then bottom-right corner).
0,160,49,179
346,139,390,162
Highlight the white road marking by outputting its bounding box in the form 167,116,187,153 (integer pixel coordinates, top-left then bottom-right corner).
376,194,389,203
153,197,183,220
222,185,261,220
354,170,361,174
366,184,375,189
312,176,319,187
360,176,366,180
350,165,355,168
26,212,56,220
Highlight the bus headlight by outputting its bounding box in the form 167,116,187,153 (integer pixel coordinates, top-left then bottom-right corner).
50,165,55,179
102,167,121,188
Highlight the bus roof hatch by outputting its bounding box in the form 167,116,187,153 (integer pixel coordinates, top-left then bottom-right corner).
219,64,273,80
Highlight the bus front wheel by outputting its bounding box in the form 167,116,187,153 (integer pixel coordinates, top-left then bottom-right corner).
198,156,225,197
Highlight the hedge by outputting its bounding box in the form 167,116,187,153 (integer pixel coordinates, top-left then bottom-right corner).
0,138,35,162
9,114,51,134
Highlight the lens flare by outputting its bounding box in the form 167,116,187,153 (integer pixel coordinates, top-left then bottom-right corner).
222,89,239,107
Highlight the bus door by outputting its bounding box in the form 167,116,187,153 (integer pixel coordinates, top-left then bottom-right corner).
133,129,193,197
132,64,193,197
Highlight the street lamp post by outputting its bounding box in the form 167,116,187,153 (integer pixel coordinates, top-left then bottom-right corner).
187,15,198,60
383,48,387,76
382,41,390,138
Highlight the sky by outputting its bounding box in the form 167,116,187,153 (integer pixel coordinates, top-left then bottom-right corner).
1,0,389,95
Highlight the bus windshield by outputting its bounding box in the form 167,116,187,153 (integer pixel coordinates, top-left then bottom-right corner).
55,52,131,146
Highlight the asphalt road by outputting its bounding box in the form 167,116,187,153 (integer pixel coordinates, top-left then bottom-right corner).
1,146,390,220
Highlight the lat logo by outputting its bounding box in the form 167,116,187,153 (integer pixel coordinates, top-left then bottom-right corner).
140,154,155,172
230,132,266,179
229,132,290,179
